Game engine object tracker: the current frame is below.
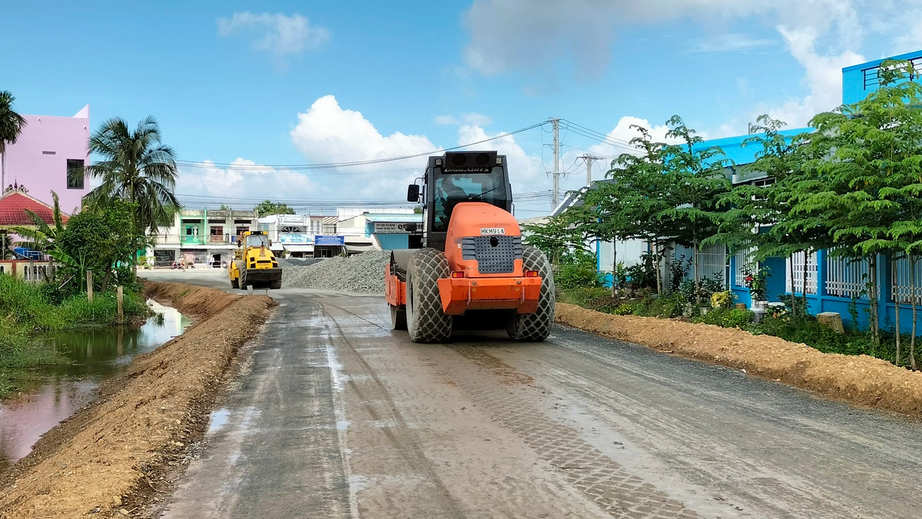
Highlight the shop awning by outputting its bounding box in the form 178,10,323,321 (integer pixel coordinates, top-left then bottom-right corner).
283,244,314,253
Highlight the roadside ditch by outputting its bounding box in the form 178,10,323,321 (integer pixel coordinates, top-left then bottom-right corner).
0,282,275,519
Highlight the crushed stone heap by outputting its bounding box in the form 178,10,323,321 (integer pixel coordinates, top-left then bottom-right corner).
282,251,388,294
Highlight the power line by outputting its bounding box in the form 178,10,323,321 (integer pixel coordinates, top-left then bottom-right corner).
174,122,546,171
561,119,634,146
564,127,638,153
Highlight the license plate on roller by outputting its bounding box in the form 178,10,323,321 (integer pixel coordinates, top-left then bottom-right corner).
480,228,506,235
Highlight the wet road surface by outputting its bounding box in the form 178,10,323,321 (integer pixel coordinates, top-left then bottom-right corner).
145,270,922,519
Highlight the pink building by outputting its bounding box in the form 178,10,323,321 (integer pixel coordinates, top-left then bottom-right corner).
2,106,90,214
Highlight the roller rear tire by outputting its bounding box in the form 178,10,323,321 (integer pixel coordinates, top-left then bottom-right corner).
506,246,555,341
406,248,452,343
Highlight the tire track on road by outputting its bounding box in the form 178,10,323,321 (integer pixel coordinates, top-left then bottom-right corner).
320,300,467,519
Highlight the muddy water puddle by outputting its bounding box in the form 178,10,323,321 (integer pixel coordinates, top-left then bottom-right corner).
0,300,190,473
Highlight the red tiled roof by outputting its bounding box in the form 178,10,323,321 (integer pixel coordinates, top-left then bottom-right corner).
0,192,69,227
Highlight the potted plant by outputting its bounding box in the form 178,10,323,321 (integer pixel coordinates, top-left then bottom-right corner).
743,266,770,308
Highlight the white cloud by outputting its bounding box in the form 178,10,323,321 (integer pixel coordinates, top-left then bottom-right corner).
434,115,459,125
176,158,320,201
889,8,922,54
751,26,865,128
457,124,544,190
290,95,438,168
691,33,776,53
217,12,330,57
434,112,493,126
462,112,493,126
461,0,864,77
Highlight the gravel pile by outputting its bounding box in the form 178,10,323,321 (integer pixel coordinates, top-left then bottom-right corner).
282,251,389,293
279,257,325,268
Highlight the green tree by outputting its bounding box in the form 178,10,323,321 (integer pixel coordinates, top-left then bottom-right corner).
254,200,295,216
522,214,586,266
794,60,922,349
658,116,731,302
0,91,27,193
76,116,180,237
709,116,828,316
605,125,674,294
59,200,143,292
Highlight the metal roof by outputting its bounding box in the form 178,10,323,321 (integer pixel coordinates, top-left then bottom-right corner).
362,213,423,223
0,191,69,228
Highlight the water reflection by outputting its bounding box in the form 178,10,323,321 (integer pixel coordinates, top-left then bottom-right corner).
0,300,190,473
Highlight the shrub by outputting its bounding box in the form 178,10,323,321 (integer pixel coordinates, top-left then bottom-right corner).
693,307,754,328
556,257,602,289
612,303,635,315
710,290,734,309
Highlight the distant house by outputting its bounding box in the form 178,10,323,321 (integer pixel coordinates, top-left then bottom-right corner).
150,209,257,267
0,185,67,280
3,106,90,214
256,214,339,257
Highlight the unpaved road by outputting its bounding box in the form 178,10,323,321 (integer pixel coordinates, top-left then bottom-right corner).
143,269,922,519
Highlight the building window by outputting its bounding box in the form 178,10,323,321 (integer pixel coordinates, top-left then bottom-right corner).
210,226,223,236
67,159,85,189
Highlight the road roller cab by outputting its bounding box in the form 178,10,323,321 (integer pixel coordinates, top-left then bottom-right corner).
384,151,555,343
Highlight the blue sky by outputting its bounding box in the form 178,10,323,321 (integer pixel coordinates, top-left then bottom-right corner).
3,0,921,216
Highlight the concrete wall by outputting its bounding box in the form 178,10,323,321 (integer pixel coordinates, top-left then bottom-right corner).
4,107,90,214
0,260,52,282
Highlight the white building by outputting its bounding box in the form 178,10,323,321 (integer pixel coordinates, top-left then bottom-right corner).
149,209,257,267
256,214,338,257
336,207,416,253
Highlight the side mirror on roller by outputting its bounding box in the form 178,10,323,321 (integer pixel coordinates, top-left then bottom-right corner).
407,184,421,202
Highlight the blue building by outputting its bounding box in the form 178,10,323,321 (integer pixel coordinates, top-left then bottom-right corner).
696,48,922,332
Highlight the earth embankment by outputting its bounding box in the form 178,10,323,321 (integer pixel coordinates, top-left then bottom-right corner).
0,282,275,519
556,303,922,417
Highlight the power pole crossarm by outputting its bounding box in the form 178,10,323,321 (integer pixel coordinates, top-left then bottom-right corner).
578,154,600,187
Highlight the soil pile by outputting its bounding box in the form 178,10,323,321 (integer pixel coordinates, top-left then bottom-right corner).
0,283,275,518
556,303,922,417
282,251,388,293
143,282,241,320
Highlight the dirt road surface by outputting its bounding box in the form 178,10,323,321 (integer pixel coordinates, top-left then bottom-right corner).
142,269,922,519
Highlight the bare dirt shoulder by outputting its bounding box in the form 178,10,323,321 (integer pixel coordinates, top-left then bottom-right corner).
0,282,276,519
557,303,922,418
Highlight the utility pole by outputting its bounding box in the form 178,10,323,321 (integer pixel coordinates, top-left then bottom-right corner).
578,154,601,187
551,118,560,210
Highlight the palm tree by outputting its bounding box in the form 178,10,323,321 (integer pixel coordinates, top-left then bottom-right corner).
74,116,180,236
0,91,27,192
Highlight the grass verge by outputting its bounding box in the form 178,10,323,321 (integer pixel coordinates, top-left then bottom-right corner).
0,275,150,399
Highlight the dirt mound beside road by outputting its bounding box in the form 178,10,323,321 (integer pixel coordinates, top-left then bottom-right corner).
557,303,922,418
143,281,241,320
0,283,275,518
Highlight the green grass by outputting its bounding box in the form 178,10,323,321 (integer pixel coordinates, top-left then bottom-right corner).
0,275,151,398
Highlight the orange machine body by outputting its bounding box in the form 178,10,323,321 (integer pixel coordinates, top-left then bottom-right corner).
384,202,542,315
437,202,541,315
